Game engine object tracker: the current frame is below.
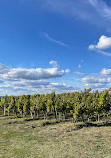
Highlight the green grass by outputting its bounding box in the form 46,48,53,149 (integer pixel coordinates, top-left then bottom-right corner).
0,117,111,158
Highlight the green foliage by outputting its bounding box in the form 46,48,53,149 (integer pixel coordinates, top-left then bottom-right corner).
0,89,111,122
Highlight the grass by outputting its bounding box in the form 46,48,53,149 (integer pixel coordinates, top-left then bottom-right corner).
0,117,111,158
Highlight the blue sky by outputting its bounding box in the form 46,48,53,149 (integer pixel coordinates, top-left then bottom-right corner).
1,0,111,95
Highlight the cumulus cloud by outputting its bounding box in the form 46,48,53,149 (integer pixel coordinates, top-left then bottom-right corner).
0,64,69,81
49,60,58,67
0,62,75,95
4,79,77,95
81,67,111,90
0,64,10,74
7,80,50,88
89,35,111,50
108,78,111,82
82,76,107,84
0,62,68,82
81,76,108,89
100,68,111,76
89,35,111,56
81,66,111,89
50,82,75,90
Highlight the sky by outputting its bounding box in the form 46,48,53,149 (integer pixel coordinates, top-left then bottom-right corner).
1,0,111,95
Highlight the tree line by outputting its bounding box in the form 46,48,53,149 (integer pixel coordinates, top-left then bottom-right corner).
0,89,111,123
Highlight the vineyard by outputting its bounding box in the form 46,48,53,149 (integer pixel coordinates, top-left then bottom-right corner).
0,89,111,123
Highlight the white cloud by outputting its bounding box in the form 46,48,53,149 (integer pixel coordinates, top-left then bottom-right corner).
65,69,70,73
49,82,75,91
0,64,10,74
89,44,96,50
100,68,111,76
82,76,106,84
89,35,111,50
108,78,111,82
36,0,111,28
0,66,69,81
81,75,108,89
96,49,111,56
41,32,69,47
49,60,58,67
0,62,74,95
7,80,50,88
89,35,111,56
81,66,111,89
3,79,77,95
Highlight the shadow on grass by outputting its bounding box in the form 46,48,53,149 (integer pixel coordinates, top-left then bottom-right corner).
74,121,111,131
4,115,111,131
5,118,72,126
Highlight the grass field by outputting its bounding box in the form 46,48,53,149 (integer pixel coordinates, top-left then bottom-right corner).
0,117,111,158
